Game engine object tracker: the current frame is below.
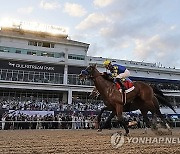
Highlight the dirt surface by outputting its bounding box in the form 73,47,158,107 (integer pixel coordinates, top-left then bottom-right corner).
0,128,180,154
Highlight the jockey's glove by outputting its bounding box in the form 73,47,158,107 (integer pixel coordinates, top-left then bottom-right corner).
121,78,126,82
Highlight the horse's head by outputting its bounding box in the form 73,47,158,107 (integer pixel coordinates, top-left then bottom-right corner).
79,64,97,80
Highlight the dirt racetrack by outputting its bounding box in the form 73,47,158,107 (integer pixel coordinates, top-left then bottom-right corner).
0,128,179,154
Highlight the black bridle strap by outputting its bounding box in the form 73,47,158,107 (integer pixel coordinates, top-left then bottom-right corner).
84,66,101,80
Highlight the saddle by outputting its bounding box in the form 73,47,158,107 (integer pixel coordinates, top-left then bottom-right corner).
115,78,135,105
102,73,134,92
116,78,134,93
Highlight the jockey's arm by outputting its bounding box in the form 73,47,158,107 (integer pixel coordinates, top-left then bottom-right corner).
111,65,118,77
103,72,115,78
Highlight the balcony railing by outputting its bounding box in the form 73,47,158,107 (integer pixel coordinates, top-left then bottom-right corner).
67,74,94,86
0,69,94,86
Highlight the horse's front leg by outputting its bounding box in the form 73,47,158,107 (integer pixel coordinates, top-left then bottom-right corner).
116,104,129,136
96,107,108,131
101,111,116,130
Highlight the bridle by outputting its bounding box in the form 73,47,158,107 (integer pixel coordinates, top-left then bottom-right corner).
82,66,101,80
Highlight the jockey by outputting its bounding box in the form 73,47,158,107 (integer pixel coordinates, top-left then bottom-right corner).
103,60,130,91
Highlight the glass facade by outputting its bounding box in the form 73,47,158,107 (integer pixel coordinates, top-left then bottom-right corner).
68,54,85,60
0,46,65,59
28,40,55,48
0,58,92,86
0,68,93,86
0,90,63,104
67,74,93,86
0,69,63,84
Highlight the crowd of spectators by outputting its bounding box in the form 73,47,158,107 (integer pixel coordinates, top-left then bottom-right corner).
1,112,99,130
0,98,106,130
2,111,179,130
0,99,104,112
151,83,180,91
0,93,180,112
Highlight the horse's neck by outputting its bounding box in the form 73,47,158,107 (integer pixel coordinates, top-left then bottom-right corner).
92,69,114,96
94,75,113,93
92,69,101,78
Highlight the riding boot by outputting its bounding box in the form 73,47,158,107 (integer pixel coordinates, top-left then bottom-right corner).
116,78,126,92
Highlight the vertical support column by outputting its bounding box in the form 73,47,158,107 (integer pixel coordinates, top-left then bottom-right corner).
68,89,72,104
62,92,68,104
173,96,176,107
64,64,68,84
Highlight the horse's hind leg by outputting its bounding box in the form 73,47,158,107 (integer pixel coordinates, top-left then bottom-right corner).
155,109,172,134
151,113,158,130
153,96,172,134
140,110,151,134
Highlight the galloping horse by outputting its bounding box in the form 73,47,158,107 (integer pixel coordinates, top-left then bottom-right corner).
90,86,176,132
79,64,176,135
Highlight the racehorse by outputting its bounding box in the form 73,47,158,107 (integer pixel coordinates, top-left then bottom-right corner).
79,64,176,135
90,86,176,133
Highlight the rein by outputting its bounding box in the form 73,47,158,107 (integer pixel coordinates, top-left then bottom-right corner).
90,73,102,80
83,67,101,80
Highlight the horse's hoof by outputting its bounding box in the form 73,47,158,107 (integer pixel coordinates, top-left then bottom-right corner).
151,127,158,131
168,129,172,135
97,129,102,132
124,133,129,137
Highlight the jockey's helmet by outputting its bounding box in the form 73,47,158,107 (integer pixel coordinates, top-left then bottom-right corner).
103,60,111,67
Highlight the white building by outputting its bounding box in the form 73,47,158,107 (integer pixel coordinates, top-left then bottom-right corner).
0,24,180,114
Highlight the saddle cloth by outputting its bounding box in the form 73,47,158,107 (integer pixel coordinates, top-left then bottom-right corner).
116,79,135,93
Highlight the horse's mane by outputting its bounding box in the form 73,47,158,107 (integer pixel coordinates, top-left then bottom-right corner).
101,72,114,83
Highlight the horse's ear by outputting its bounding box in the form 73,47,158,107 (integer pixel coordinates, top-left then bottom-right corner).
89,63,97,68
93,63,97,67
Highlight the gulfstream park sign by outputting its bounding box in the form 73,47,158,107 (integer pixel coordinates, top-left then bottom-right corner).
8,62,54,71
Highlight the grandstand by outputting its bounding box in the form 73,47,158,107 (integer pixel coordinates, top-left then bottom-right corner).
0,21,180,119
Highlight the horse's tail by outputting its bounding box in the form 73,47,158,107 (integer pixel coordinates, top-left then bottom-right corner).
156,94,176,113
151,85,177,113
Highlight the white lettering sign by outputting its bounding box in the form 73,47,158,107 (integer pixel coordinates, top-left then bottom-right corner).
8,62,54,71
